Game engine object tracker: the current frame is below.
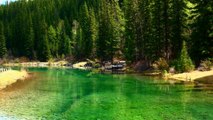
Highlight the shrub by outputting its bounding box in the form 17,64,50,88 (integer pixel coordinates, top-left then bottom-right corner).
162,70,168,77
154,58,169,71
199,60,212,71
19,57,29,63
172,41,195,72
14,58,20,63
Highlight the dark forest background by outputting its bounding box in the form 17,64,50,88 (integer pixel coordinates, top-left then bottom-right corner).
0,0,212,66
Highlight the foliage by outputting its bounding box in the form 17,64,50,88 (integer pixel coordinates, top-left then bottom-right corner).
162,70,168,77
0,0,211,64
154,58,169,71
173,41,195,72
199,60,212,71
19,57,30,63
0,21,7,58
48,25,57,57
189,0,213,65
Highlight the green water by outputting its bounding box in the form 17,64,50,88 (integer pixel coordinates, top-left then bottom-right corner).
0,68,212,120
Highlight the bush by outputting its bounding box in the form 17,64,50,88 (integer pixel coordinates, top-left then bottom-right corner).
154,58,169,71
199,60,212,71
162,70,168,77
19,57,29,63
172,41,194,73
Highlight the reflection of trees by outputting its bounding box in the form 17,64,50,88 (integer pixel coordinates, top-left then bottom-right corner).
179,84,194,119
3,68,211,119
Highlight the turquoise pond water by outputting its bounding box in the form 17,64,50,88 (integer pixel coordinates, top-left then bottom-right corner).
0,68,212,120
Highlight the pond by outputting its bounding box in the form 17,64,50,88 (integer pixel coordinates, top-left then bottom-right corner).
0,68,212,120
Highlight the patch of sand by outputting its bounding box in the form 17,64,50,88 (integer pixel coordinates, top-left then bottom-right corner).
73,62,87,69
0,70,28,90
3,61,69,67
169,70,213,81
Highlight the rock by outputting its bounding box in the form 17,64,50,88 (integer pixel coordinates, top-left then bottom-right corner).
134,61,149,72
169,67,176,74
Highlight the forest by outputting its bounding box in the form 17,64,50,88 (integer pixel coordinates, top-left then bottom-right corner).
0,0,212,68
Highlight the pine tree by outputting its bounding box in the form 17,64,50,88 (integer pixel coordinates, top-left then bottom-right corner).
170,0,186,59
61,32,71,56
89,8,98,57
110,0,125,59
162,0,171,60
0,21,7,58
41,34,51,62
75,26,83,59
151,0,164,60
97,0,124,61
177,41,194,72
139,0,153,61
80,2,93,58
57,20,65,57
96,0,110,61
37,20,51,61
123,0,136,61
24,15,34,59
190,0,213,65
0,0,211,64
48,25,57,57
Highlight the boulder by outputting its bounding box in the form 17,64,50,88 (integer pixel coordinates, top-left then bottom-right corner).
134,61,149,72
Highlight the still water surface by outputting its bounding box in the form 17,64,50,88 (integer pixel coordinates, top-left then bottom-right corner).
0,68,212,120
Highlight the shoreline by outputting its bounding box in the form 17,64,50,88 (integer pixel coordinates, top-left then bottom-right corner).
0,70,28,90
73,62,88,70
3,61,70,67
2,62,213,83
167,69,213,82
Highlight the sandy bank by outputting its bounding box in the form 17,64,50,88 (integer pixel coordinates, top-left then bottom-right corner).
0,70,28,90
168,69,213,81
3,61,69,67
73,62,87,70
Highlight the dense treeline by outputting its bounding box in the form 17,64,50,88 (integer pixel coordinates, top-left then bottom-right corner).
0,0,212,66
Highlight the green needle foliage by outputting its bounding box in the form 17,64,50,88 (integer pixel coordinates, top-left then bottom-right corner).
0,0,211,65
176,41,195,72
0,21,7,58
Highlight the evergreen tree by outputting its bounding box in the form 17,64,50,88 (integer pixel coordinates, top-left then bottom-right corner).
89,8,98,57
110,0,125,59
96,0,110,61
80,2,93,58
24,15,34,59
123,0,136,61
97,0,124,61
150,0,164,60
56,20,65,57
61,32,71,56
170,0,187,59
48,25,57,57
75,25,83,59
139,0,152,61
0,21,7,58
176,41,195,72
37,20,51,61
189,0,213,65
0,0,211,65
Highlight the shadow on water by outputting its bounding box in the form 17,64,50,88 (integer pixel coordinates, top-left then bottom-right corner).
175,75,213,93
194,75,213,84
